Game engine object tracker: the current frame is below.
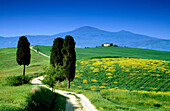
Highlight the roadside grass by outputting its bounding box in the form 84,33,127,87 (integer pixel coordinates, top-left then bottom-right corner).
25,86,66,111
58,87,170,111
58,87,119,111
33,45,170,60
0,84,34,111
0,84,66,111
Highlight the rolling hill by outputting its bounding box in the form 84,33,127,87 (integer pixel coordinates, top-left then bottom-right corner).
0,26,170,51
33,45,170,61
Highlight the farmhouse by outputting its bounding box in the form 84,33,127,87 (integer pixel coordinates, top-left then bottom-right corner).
103,43,113,47
103,43,118,47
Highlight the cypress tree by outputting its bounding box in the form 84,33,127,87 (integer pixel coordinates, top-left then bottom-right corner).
62,35,76,88
16,36,31,82
50,37,64,67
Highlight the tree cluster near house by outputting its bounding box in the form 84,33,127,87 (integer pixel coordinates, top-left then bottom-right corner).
101,43,118,47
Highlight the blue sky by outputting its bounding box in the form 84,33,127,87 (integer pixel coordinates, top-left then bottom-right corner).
0,0,170,39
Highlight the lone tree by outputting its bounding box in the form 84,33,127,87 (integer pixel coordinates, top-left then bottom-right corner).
50,37,64,67
16,36,31,82
62,35,76,88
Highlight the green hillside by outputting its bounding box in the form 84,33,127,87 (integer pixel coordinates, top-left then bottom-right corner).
33,45,170,110
0,47,50,110
72,57,170,110
34,45,170,92
0,47,49,79
34,45,170,61
1,46,169,111
74,57,170,91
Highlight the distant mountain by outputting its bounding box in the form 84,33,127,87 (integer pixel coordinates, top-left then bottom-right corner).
0,26,170,51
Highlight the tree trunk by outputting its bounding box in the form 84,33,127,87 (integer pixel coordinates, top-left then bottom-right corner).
52,86,54,93
67,79,70,89
23,64,25,83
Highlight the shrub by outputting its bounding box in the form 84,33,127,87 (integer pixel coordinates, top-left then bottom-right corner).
6,75,31,86
55,81,67,88
25,86,57,111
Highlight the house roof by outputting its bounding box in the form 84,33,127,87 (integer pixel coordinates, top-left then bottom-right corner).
104,43,113,44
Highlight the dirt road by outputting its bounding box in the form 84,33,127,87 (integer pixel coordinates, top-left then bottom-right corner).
30,46,98,111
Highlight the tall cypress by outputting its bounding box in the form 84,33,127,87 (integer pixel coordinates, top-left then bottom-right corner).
62,35,76,88
50,37,64,67
16,36,31,82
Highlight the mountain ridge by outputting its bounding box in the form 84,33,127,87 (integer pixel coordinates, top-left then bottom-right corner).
0,26,169,51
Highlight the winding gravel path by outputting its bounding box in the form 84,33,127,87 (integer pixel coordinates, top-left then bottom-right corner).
30,46,98,111
30,46,50,58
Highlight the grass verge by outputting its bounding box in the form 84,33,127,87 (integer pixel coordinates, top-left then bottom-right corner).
57,87,170,111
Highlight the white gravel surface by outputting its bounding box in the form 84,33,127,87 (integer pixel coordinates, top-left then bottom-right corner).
31,76,98,111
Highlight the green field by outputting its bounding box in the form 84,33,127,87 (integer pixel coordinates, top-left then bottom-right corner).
0,47,49,83
0,47,49,110
0,84,34,111
71,57,170,110
1,46,170,111
74,58,170,92
60,87,170,111
34,45,170,111
0,47,66,110
34,45,170,60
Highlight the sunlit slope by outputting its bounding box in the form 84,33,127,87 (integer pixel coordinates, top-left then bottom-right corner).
74,58,170,92
34,46,170,60
32,46,170,91
0,47,49,83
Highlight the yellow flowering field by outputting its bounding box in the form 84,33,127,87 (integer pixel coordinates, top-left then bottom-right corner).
72,57,170,92
71,57,170,110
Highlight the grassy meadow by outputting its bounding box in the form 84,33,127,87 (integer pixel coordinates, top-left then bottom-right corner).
0,84,33,111
0,47,66,110
0,47,49,84
0,46,170,111
35,45,170,111
0,47,49,78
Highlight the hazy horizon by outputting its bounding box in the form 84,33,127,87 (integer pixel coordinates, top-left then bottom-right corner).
1,26,170,40
1,0,170,39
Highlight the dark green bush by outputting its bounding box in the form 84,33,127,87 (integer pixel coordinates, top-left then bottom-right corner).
6,75,31,86
25,86,57,111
